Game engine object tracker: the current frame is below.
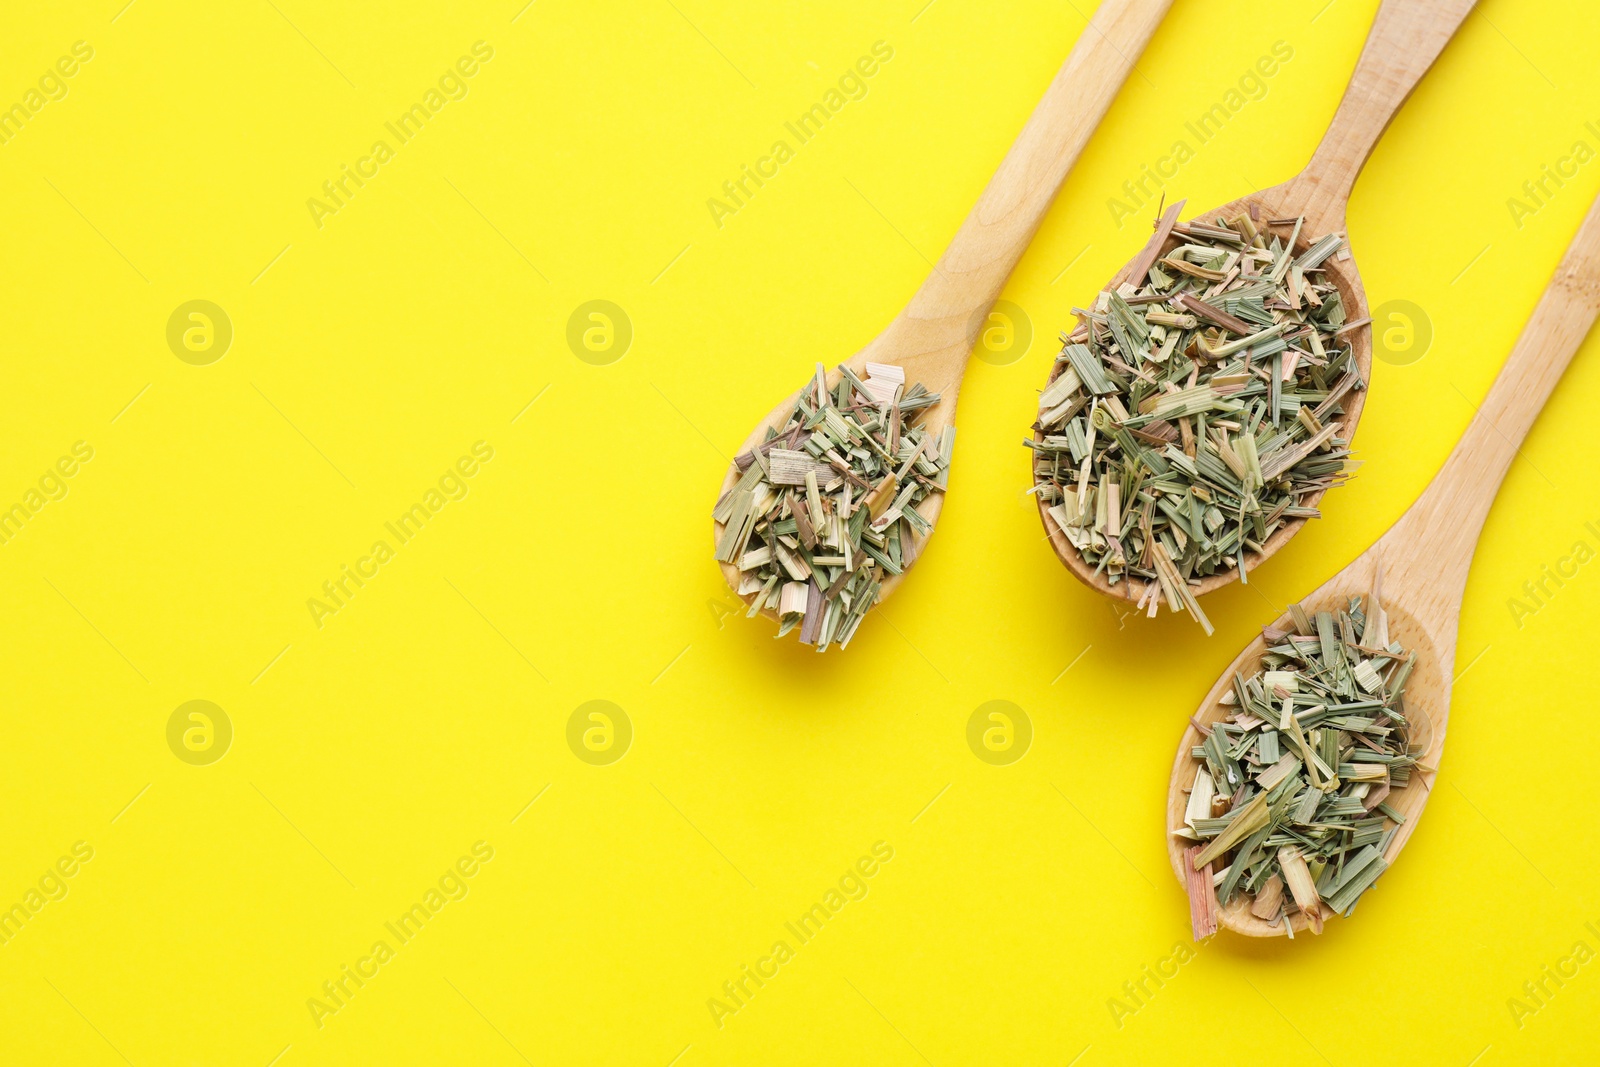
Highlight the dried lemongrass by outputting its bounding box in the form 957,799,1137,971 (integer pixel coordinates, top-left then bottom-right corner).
1249,873,1284,920
713,363,952,651
1029,203,1362,632
1184,844,1218,941
1175,587,1421,936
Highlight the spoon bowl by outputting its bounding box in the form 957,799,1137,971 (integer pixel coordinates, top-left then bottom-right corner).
1165,566,1446,936
1038,185,1376,605
714,355,959,621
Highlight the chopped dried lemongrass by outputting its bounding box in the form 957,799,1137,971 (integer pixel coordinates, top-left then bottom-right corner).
714,362,952,651
1177,585,1422,937
1030,204,1362,631
1249,873,1284,920
1184,844,1218,940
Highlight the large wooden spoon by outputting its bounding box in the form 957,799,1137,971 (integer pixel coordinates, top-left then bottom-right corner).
713,0,1175,623
1039,0,1478,605
1165,188,1600,937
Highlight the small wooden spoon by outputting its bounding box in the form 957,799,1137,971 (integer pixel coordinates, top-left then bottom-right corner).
713,0,1175,619
1039,0,1478,605
1165,188,1600,937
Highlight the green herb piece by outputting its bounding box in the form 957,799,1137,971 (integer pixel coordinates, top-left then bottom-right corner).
1179,584,1421,937
1031,209,1362,630
714,363,951,651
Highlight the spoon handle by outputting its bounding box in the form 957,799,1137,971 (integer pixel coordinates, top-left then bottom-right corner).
1384,191,1600,611
1292,0,1477,225
873,0,1173,388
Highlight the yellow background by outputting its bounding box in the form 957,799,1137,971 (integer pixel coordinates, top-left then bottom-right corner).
3,0,1599,1063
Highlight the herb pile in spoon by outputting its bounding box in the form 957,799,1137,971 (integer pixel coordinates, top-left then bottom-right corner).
1029,211,1362,632
1178,591,1421,937
714,362,953,651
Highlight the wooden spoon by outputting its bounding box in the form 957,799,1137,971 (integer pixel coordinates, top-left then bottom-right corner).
1039,0,1478,605
1165,188,1600,937
713,0,1175,621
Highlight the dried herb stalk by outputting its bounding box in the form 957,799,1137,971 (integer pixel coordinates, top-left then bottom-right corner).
1177,588,1424,938
714,363,952,650
1029,208,1363,632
